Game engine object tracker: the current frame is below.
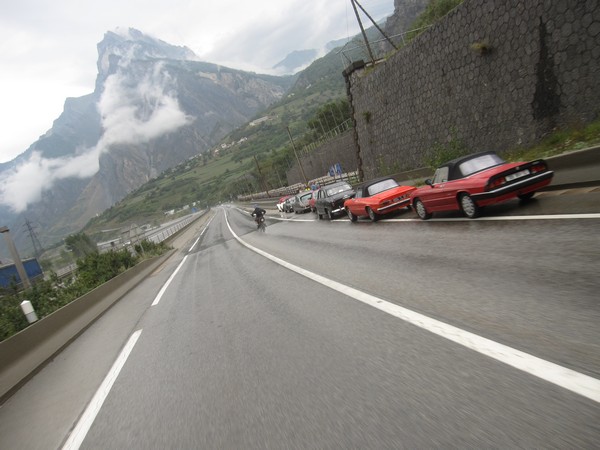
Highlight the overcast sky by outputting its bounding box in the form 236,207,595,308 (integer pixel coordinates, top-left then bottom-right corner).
0,0,394,164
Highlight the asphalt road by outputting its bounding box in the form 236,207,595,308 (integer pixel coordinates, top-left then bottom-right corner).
1,189,599,449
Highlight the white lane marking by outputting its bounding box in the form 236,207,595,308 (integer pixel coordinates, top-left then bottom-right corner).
224,210,600,403
62,329,143,450
234,206,316,222
188,214,215,252
151,255,188,306
382,213,600,222
269,217,315,222
189,237,201,252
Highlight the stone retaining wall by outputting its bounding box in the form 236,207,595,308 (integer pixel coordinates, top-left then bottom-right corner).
289,0,600,183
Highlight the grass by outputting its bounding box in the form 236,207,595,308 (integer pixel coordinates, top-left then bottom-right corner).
504,119,600,162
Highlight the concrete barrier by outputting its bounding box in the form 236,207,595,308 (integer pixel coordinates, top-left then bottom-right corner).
0,249,175,401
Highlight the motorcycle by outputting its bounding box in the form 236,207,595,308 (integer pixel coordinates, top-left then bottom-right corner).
255,215,266,232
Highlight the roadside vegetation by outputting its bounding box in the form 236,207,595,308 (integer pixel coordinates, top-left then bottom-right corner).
0,237,170,341
504,119,600,162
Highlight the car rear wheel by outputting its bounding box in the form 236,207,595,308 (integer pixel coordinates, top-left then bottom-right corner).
346,208,358,222
366,207,380,222
414,199,431,220
518,192,535,201
460,194,480,219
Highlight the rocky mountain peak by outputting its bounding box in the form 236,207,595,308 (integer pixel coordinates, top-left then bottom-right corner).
95,27,198,88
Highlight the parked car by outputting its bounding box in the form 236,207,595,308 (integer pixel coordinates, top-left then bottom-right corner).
410,151,554,220
315,181,355,220
292,191,313,214
344,177,416,222
282,196,295,213
308,188,320,212
277,195,292,212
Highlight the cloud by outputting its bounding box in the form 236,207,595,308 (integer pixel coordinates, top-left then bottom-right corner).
98,61,193,146
0,60,193,213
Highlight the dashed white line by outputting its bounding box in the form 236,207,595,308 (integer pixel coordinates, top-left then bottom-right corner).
151,255,188,306
63,215,218,447
62,330,143,450
189,214,215,252
224,209,600,403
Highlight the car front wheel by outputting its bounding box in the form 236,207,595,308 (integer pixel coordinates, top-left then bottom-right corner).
346,208,358,222
460,194,480,218
414,199,431,220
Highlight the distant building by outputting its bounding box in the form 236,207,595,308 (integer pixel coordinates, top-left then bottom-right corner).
0,258,43,289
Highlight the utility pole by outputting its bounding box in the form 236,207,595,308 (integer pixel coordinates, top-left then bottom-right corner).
286,126,308,186
0,226,31,289
253,155,271,197
352,0,399,52
350,0,376,64
24,219,43,259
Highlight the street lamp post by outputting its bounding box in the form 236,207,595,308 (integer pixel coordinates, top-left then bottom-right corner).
0,226,32,289
286,126,308,186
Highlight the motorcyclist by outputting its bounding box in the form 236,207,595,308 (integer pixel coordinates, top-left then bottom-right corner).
251,205,266,227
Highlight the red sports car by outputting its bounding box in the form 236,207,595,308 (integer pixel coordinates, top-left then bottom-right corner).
410,151,554,220
344,177,416,222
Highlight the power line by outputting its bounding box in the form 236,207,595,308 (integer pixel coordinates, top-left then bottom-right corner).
23,218,44,259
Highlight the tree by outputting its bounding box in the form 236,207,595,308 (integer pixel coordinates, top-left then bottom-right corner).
307,98,351,138
65,232,97,259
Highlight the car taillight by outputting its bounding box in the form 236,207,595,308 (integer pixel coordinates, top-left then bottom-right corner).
529,161,547,174
488,177,505,189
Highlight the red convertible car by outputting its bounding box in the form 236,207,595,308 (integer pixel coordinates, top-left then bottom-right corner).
410,151,554,220
344,177,416,222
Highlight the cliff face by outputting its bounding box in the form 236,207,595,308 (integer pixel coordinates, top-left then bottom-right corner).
0,28,293,249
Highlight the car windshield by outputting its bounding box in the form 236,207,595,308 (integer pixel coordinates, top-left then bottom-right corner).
367,179,398,196
326,183,352,196
458,153,505,177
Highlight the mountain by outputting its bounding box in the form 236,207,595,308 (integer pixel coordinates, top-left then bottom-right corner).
271,38,352,75
0,28,293,251
0,1,427,254
273,49,319,74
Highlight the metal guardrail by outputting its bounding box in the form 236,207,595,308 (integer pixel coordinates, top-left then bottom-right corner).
145,212,204,244
53,211,206,280
237,172,360,203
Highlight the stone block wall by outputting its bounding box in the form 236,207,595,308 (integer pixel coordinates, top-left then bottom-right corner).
346,0,600,179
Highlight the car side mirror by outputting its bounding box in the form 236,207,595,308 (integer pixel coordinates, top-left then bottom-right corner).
425,179,433,187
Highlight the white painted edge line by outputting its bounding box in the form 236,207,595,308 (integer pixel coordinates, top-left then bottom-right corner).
234,205,316,222
189,214,215,252
224,210,600,403
62,329,143,450
151,255,188,306
269,217,316,222
382,213,600,222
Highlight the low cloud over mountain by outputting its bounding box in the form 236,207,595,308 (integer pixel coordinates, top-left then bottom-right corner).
0,28,292,248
